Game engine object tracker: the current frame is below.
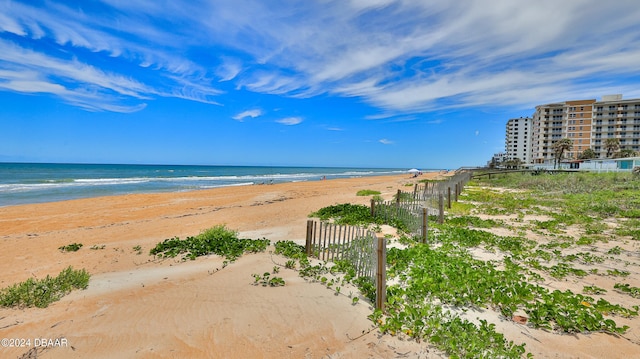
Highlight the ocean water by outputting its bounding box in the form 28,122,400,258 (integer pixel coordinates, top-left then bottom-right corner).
0,163,408,207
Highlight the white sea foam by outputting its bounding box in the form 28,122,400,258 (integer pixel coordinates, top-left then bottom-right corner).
0,163,414,206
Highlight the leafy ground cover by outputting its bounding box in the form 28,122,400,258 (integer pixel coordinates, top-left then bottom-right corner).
0,266,90,308
308,203,380,226
356,189,381,196
58,242,83,252
307,171,640,358
150,225,269,261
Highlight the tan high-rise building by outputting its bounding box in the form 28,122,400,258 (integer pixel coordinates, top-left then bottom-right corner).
532,102,567,164
531,95,640,164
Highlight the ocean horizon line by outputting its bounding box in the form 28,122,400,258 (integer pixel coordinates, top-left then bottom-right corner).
0,161,436,171
0,163,442,207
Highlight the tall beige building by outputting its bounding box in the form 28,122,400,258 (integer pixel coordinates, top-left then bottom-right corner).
531,95,640,164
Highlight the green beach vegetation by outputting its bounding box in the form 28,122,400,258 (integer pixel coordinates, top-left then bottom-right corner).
58,242,83,252
297,171,640,358
308,203,380,226
356,189,381,196
150,225,269,261
0,266,90,308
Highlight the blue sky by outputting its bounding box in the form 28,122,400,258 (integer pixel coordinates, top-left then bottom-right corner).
2,0,640,169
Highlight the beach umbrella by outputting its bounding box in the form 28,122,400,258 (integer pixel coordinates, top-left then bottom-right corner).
408,168,420,173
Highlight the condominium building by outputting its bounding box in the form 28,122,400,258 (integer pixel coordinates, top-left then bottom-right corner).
505,117,532,164
530,95,640,164
592,95,640,157
487,152,507,167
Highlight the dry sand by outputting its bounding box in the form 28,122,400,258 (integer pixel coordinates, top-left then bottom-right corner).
2,173,639,358
0,174,441,358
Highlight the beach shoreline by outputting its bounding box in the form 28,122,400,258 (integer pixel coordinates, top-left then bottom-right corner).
0,173,441,358
0,162,418,208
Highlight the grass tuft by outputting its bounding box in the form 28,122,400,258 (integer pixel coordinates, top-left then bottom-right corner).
0,266,90,308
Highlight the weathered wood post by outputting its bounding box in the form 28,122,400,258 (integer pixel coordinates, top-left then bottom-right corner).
376,236,386,311
370,198,375,217
413,183,418,199
455,183,459,202
447,187,452,209
396,189,401,206
422,207,428,244
438,193,444,224
305,220,313,256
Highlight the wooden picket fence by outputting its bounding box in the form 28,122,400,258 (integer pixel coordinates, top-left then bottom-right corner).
370,198,427,240
303,170,473,311
371,170,473,241
305,220,386,310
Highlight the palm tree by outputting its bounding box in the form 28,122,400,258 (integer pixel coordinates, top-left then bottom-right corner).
578,148,597,160
511,158,522,169
604,138,620,158
552,138,573,169
615,149,637,158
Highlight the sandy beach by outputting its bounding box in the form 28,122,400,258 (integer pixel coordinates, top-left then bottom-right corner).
2,172,640,359
0,174,441,358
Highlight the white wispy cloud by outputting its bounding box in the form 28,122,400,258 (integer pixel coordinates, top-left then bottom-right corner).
216,57,243,82
379,139,394,145
276,117,303,126
232,109,263,122
1,0,640,115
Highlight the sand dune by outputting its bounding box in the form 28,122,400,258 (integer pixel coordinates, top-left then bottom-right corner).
2,173,638,358
0,174,440,358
